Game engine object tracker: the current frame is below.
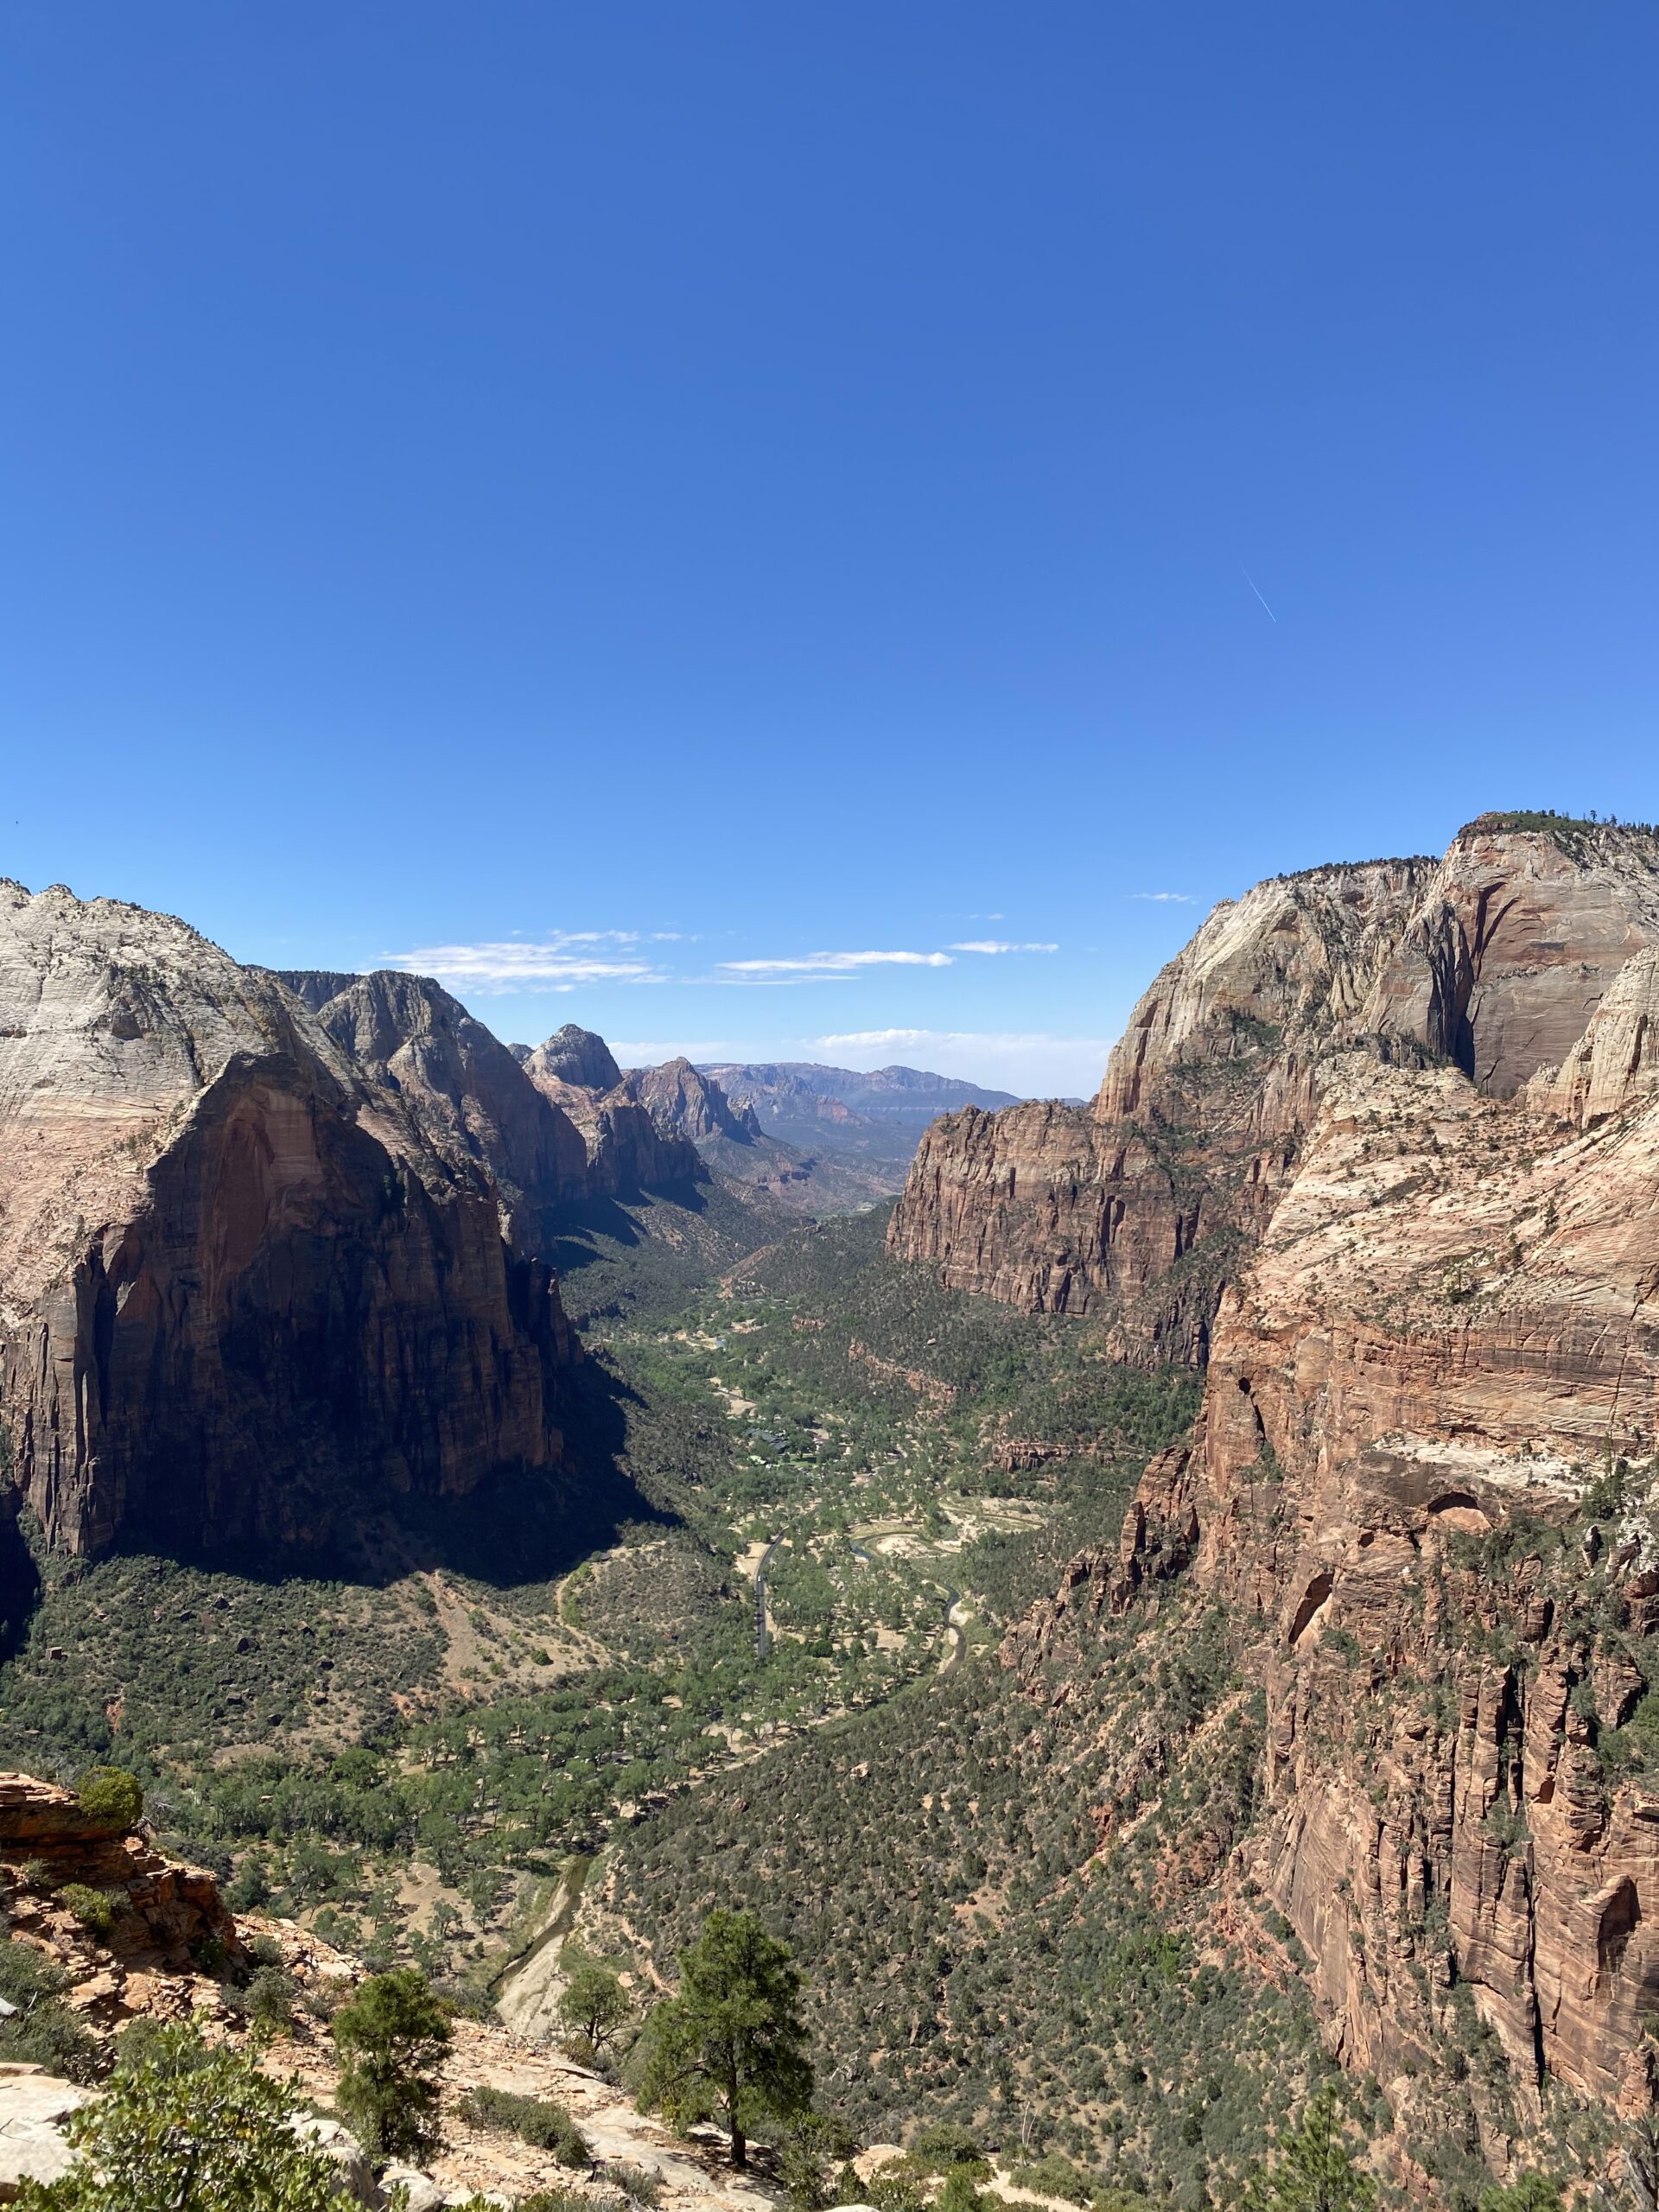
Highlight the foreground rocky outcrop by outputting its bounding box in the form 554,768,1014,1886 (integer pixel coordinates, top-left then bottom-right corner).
0,1767,786,2209
0,886,584,1560
892,818,1659,1364
0,1771,239,1985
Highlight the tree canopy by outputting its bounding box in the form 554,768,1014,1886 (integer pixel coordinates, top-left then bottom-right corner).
638,1908,813,2168
16,2024,340,2211
331,1967,452,2163
1244,2088,1376,2212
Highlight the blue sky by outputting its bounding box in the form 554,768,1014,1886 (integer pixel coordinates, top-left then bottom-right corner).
4,4,1657,1095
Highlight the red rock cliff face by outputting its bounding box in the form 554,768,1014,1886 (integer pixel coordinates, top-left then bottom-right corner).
1023,1018,1659,2126
0,886,577,1560
892,823,1659,1365
988,824,1659,2134
891,855,1436,1358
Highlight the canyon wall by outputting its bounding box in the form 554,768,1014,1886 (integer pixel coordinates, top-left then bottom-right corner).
287,969,594,1218
0,887,578,1559
1007,871,1659,2132
891,854,1436,1358
522,1026,705,1197
892,819,1659,1365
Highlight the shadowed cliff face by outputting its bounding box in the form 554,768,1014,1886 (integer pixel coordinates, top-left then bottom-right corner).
0,887,577,1560
891,823,1659,1363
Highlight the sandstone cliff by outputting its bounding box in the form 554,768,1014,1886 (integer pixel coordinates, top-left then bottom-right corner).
522,1026,705,1197
1006,953,1659,2141
892,855,1435,1357
892,819,1659,1364
0,885,577,1560
625,1058,763,1145
618,1054,899,1215
0,1770,239,1986
282,970,594,1219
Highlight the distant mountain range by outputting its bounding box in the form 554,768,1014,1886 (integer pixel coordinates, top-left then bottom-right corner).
695,1060,1020,1163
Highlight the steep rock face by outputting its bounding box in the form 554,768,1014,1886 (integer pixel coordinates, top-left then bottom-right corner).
893,1100,1113,1316
0,885,575,1560
893,823,1659,1363
285,970,593,1219
625,1058,761,1144
0,1771,240,1976
891,856,1435,1357
521,1029,703,1196
1044,1046,1659,2115
533,1023,625,1095
1528,945,1659,1129
1368,820,1659,1096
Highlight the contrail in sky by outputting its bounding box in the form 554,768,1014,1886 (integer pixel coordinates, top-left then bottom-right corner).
1241,565,1278,623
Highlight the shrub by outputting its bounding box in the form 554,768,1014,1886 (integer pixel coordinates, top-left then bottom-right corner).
75,1767,143,1832
520,2195,629,2212
58,1885,119,1941
779,2115,855,2212
226,1858,272,1911
18,2021,340,2208
458,2084,588,2164
0,1940,98,2084
934,2174,990,2212
332,1967,452,2162
111,2015,210,2075
1010,2155,1096,2204
1479,2180,1565,2212
611,2162,664,2208
865,2169,928,2212
244,1966,296,2036
188,1932,228,1976
911,2123,987,2174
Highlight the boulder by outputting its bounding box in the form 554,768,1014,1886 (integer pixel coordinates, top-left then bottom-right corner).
0,2065,88,2200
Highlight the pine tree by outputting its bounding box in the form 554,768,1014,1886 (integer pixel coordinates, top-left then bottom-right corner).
638,1909,813,2168
1243,2087,1375,2212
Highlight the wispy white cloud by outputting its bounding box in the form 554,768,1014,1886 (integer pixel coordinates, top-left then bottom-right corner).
814,1027,1112,1096
607,1039,736,1065
947,940,1058,955
1129,892,1193,904
699,976,856,989
718,950,954,976
387,938,664,992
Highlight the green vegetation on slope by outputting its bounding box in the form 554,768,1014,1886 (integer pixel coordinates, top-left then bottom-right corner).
0,1197,1192,2019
